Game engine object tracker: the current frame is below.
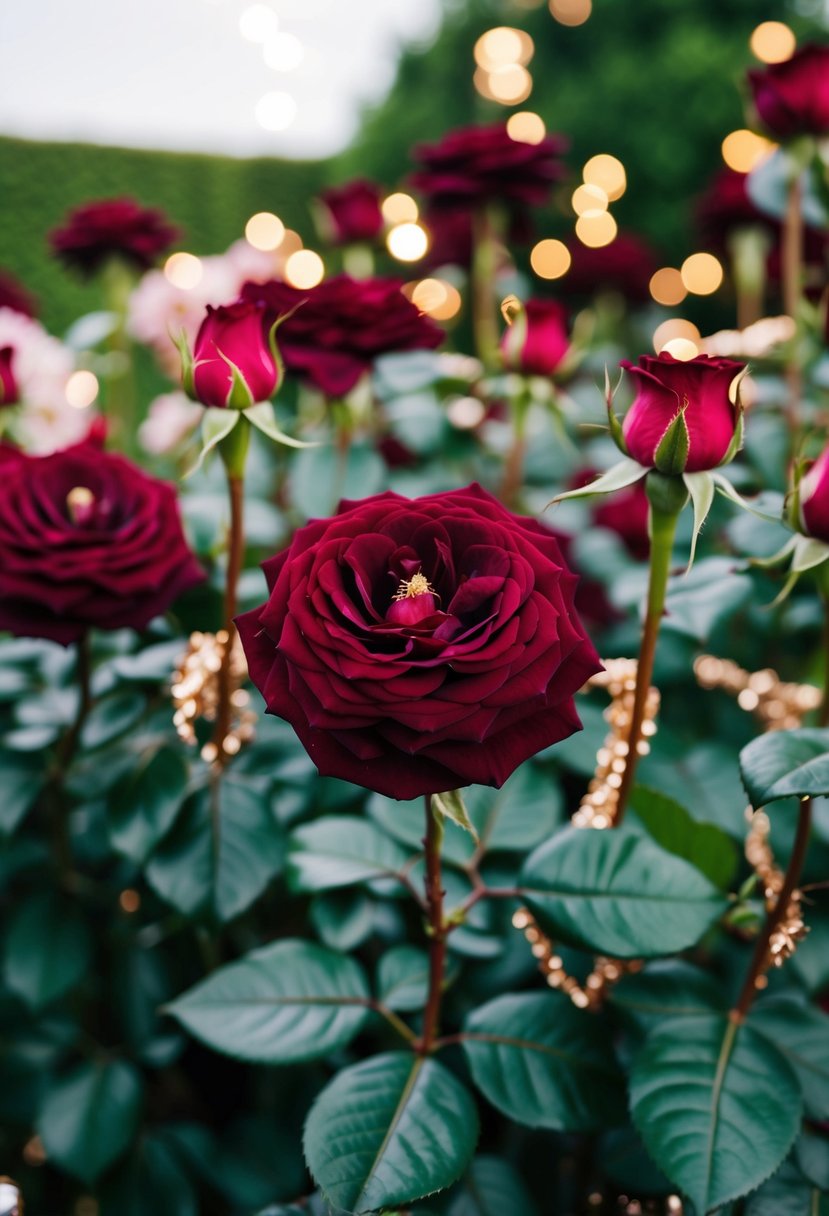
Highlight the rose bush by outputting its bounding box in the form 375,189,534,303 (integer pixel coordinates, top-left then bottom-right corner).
317,179,384,245
49,196,179,275
0,438,203,643
237,484,601,797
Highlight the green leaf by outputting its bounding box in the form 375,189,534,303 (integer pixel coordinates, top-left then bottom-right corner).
244,401,313,448
108,747,189,864
630,1014,802,1214
609,960,725,1033
146,776,284,923
168,939,371,1063
797,1128,829,1192
310,890,376,951
377,946,430,1012
750,996,829,1121
38,1059,143,1184
433,790,479,843
99,1133,197,1216
446,1155,540,1216
520,826,728,959
287,816,414,893
740,729,829,805
0,749,45,834
304,1052,479,1214
4,893,92,1010
461,992,625,1130
80,690,146,750
745,1158,828,1216
628,786,739,889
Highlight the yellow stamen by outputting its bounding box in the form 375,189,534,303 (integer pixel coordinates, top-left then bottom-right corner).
66,486,94,522
393,571,434,601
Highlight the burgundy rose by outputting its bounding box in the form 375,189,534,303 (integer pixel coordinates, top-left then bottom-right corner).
0,439,203,645
620,353,746,474
187,301,280,409
594,482,650,561
411,123,565,213
0,347,18,407
237,484,601,798
241,275,443,397
50,197,179,275
501,299,570,377
318,180,384,246
798,445,829,543
748,44,829,140
556,232,658,304
0,271,37,318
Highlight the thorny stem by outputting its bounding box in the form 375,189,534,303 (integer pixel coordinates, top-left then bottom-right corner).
416,795,448,1055
731,796,812,1024
615,501,680,824
211,472,245,768
499,393,529,509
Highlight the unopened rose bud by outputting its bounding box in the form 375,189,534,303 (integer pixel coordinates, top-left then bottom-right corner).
318,180,384,246
796,445,829,542
619,352,746,475
187,301,280,410
500,299,570,378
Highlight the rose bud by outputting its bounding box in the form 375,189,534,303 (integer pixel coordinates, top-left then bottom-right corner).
185,301,280,409
748,44,829,141
618,352,747,475
237,484,601,799
500,299,570,377
0,439,204,645
796,444,829,543
318,180,384,246
0,347,19,406
49,197,179,276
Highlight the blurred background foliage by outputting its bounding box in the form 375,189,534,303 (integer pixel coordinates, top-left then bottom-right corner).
0,0,825,333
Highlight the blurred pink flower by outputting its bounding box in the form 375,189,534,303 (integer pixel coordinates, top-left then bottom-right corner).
138,392,203,456
0,308,92,455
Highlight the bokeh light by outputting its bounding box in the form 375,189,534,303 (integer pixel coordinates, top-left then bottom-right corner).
749,21,796,64
164,252,203,289
280,229,304,258
530,239,571,279
65,370,99,409
263,32,304,72
382,193,419,224
239,3,279,43
653,318,702,353
721,129,776,173
411,278,462,321
649,268,687,306
447,396,486,429
575,211,617,248
681,252,723,296
572,183,608,215
387,222,429,262
506,111,546,145
582,154,627,201
473,27,534,69
245,211,285,251
487,63,533,104
661,337,700,361
255,91,297,131
549,0,592,27
284,249,324,288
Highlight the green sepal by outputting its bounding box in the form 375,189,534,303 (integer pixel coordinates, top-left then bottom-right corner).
174,329,196,399
653,408,690,476
243,402,316,450
718,407,745,468
184,408,240,478
547,457,646,506
223,357,257,411
267,306,303,393
682,470,715,571
605,365,628,455
710,472,784,522
645,469,689,517
433,789,479,843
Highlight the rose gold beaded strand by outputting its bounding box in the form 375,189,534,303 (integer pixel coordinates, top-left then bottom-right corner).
171,630,257,763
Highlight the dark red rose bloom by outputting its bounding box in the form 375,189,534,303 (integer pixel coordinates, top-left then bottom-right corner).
0,270,37,318
0,348,19,407
49,197,179,275
501,299,570,377
188,301,280,409
237,484,601,798
240,275,443,397
0,440,203,645
748,44,829,140
798,444,829,543
377,434,418,469
318,180,384,245
556,232,658,304
620,353,746,474
411,123,565,213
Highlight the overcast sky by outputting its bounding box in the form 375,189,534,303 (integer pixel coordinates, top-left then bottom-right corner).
0,0,443,158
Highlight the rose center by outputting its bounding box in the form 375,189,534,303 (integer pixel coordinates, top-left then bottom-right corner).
66,485,96,526
392,571,434,601
385,569,438,627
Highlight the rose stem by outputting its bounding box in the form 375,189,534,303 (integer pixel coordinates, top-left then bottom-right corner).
782,171,803,441
730,796,812,1024
820,582,829,728
212,417,250,768
614,483,683,825
471,205,501,372
102,258,138,458
50,632,93,877
417,794,448,1055
499,392,529,509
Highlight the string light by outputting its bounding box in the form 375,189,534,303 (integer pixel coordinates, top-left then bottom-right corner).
164,252,203,289
530,239,571,279
387,222,429,262
549,0,592,26
410,278,462,320
487,63,533,103
65,370,99,409
750,21,796,64
661,337,700,361
506,111,546,144
681,252,723,296
721,129,776,173
245,211,285,251
649,267,687,306
575,211,617,248
382,193,419,224
572,183,608,215
653,318,701,353
582,153,626,201
284,249,324,288
473,27,534,69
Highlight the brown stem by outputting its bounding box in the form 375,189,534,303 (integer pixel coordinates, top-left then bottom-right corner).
417,794,447,1056
782,173,803,439
212,474,245,766
731,796,812,1024
471,206,501,371
499,427,527,509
